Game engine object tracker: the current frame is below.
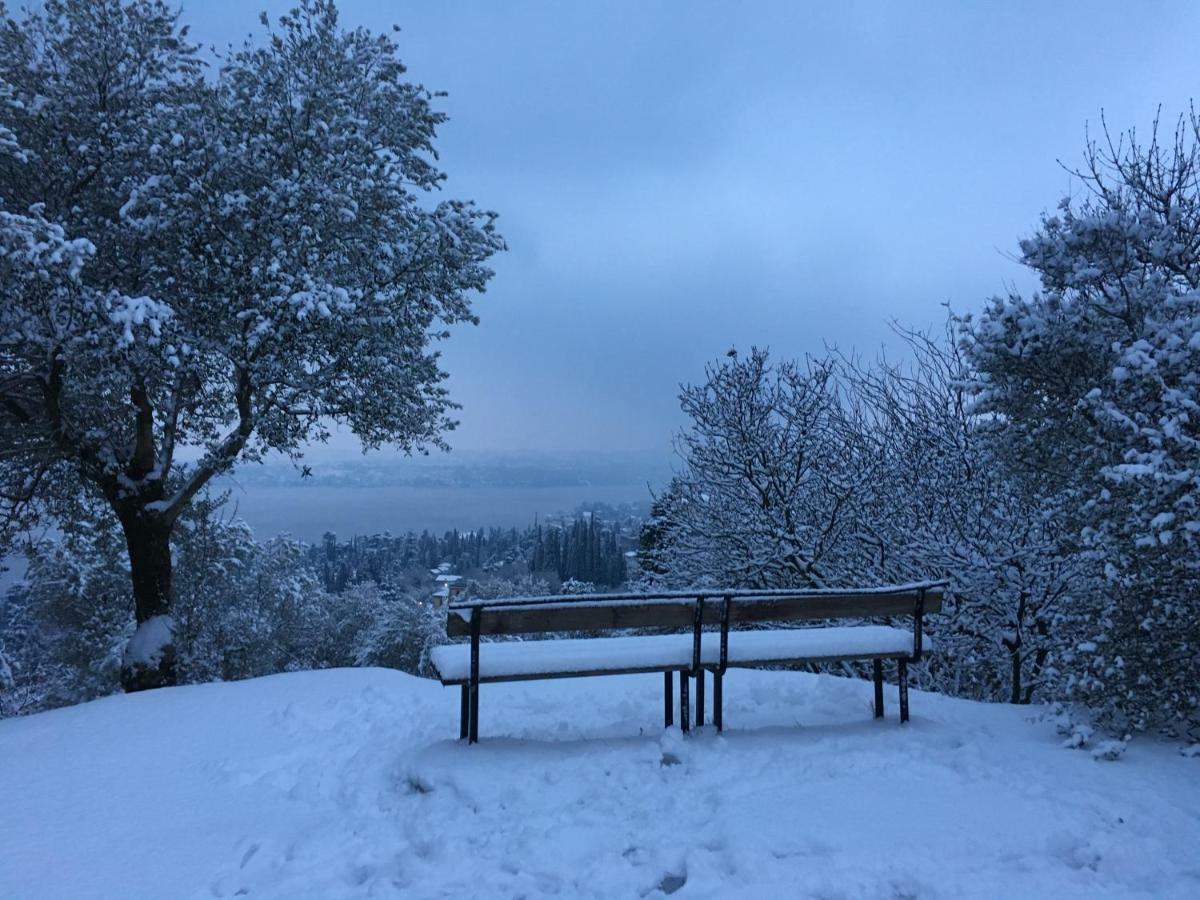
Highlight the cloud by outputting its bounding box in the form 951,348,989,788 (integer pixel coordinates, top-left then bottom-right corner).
188,0,1200,454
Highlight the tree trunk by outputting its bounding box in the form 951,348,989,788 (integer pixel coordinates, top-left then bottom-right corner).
1009,645,1022,705
1023,624,1050,704
117,509,178,692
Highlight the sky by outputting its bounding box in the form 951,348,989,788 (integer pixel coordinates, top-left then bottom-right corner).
185,0,1200,458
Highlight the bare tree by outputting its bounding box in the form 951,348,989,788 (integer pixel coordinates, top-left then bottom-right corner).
658,349,870,588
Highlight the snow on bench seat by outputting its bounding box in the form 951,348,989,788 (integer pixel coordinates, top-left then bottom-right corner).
431,633,695,683
430,625,925,684
701,625,926,667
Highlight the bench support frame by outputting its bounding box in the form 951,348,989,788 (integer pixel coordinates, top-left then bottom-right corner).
467,608,482,744
714,595,731,731
680,670,689,733
873,659,884,719
663,671,673,727
692,598,705,728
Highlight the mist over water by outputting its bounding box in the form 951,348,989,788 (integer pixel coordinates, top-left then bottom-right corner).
224,483,652,543
212,451,669,541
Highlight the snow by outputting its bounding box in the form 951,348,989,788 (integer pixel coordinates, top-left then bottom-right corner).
105,293,172,349
122,614,175,667
2,667,1198,899
711,624,922,663
430,625,921,683
450,580,947,611
432,633,693,681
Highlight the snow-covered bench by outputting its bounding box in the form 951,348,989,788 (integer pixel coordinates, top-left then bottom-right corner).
431,582,944,743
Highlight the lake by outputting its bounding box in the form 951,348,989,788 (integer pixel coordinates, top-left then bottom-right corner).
221,483,654,542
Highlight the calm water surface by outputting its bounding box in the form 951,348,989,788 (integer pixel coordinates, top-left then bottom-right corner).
223,483,652,542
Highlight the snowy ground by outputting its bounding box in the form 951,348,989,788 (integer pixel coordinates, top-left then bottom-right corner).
2,668,1198,899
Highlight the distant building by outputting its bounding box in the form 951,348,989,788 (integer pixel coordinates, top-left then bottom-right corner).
431,569,464,607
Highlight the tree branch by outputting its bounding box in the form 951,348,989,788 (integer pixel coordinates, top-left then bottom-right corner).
155,366,255,523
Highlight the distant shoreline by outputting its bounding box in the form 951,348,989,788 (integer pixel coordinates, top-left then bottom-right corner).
220,482,652,544
214,452,672,492
0,480,656,585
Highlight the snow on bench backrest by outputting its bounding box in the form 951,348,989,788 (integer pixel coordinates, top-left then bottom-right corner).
446,581,945,638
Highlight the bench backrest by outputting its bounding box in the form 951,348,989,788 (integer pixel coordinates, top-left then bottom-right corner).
446,582,945,638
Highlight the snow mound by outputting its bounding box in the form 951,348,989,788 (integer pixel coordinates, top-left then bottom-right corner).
2,668,1198,899
122,614,175,667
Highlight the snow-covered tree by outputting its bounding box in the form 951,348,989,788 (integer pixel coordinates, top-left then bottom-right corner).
838,329,1092,703
655,349,873,588
0,70,96,532
1,493,447,713
646,334,1093,706
962,111,1200,737
0,1,503,690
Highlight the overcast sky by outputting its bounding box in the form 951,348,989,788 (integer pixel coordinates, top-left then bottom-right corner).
188,0,1200,458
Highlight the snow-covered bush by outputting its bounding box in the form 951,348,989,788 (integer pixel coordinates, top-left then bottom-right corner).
171,502,334,683
0,499,414,713
560,579,598,595
351,585,446,676
3,524,133,709
0,492,460,715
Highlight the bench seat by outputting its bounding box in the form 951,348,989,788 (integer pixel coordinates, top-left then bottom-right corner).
430,625,925,685
431,633,695,684
704,625,928,668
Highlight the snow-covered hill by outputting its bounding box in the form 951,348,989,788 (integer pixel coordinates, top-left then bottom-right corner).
2,668,1197,899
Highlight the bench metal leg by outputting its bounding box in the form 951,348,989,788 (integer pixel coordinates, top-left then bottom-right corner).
680,670,690,733
898,658,909,724
664,671,673,728
468,610,481,744
696,669,705,728
873,659,884,719
714,669,723,732
468,682,480,743
460,684,470,739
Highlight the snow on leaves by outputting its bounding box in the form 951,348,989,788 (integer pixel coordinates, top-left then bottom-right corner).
962,111,1200,738
106,294,173,350
0,0,502,688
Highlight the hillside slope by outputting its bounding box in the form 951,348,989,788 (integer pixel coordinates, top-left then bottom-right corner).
2,667,1197,899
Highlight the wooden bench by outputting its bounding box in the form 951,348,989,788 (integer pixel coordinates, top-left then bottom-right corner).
430,581,945,743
